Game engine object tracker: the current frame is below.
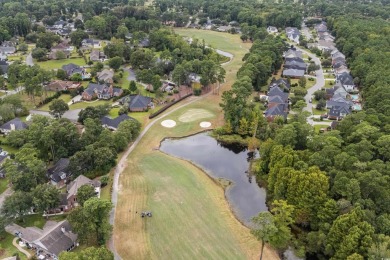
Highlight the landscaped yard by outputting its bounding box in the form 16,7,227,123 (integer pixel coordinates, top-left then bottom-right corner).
36,57,87,70
38,94,72,111
0,177,8,194
0,232,27,260
69,100,113,110
314,124,330,133
312,107,326,115
114,29,279,260
325,80,335,88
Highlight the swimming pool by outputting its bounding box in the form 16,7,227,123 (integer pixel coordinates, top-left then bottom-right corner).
353,104,362,111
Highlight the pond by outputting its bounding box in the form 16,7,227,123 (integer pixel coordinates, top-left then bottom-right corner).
160,132,268,226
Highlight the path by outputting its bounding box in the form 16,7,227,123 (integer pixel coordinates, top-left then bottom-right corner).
0,86,25,99
0,187,13,209
26,53,33,66
29,109,82,122
12,237,31,258
108,50,235,260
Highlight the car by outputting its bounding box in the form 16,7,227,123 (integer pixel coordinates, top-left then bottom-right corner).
309,98,312,103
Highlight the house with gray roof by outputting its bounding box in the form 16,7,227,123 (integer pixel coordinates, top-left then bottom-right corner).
82,82,123,100
89,49,106,62
284,49,302,59
66,175,101,207
6,220,77,258
328,103,351,120
285,27,300,43
47,158,71,188
284,59,306,70
0,118,28,135
81,38,101,48
264,103,288,122
267,26,278,34
97,69,114,84
101,114,136,131
268,86,289,101
269,78,290,90
119,94,153,112
283,68,305,78
62,63,84,77
0,47,16,54
336,72,355,92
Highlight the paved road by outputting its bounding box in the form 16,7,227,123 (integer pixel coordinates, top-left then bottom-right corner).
0,86,24,99
29,109,82,122
26,53,33,66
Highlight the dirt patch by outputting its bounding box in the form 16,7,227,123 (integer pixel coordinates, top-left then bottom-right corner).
178,109,214,122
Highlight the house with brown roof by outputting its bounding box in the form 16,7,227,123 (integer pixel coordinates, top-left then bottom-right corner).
82,82,123,100
6,220,78,258
45,80,81,92
89,49,106,62
97,69,114,84
66,175,101,208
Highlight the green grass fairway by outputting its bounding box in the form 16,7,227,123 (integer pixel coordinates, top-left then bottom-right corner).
115,30,278,260
36,57,86,70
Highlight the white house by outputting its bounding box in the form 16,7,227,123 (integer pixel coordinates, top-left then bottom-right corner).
267,26,278,34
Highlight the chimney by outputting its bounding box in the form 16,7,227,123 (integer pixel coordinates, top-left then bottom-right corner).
61,226,66,233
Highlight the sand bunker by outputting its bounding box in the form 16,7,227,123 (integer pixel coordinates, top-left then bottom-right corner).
200,122,212,128
161,120,176,128
179,109,214,122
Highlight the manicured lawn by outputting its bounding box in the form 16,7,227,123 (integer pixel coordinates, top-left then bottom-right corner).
0,177,9,194
325,80,335,88
109,107,120,118
69,100,112,110
36,57,87,70
38,94,72,111
312,107,326,115
314,124,330,133
306,78,316,89
16,214,67,229
0,232,27,260
115,30,278,259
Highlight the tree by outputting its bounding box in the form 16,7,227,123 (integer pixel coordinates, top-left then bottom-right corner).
151,75,162,92
298,77,307,88
108,56,122,71
316,99,326,110
56,69,67,80
77,185,96,206
269,200,295,250
70,73,82,82
55,51,66,60
251,212,278,260
31,48,47,61
49,99,69,119
68,198,112,245
32,184,60,213
59,246,114,260
293,100,307,112
129,80,137,93
376,135,390,161
1,191,33,220
308,63,319,74
70,30,89,48
18,43,28,52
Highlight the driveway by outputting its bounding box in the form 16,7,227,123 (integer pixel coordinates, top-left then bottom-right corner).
29,109,82,122
0,86,25,99
68,95,82,105
124,68,137,81
26,53,33,66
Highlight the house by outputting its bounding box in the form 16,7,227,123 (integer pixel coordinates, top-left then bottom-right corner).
61,63,91,80
45,80,81,92
283,68,305,78
269,78,290,91
47,158,71,188
52,42,73,52
217,25,232,32
138,38,150,48
53,20,67,29
0,118,28,134
268,95,287,108
101,114,136,131
334,66,350,75
284,49,302,59
315,23,327,33
267,26,278,34
331,50,345,59
81,39,101,48
332,56,346,66
267,86,289,101
0,60,9,75
336,72,355,92
284,59,307,70
82,83,123,100
285,27,300,43
328,104,351,120
0,47,16,54
97,69,114,84
0,52,7,61
6,220,77,258
264,103,288,122
48,48,70,60
66,175,101,208
89,49,106,62
119,94,153,112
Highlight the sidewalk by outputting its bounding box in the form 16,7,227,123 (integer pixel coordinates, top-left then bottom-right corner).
12,237,32,258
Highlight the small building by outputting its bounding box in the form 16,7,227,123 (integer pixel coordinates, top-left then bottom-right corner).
336,72,355,92
284,49,302,59
285,27,300,44
0,47,16,54
81,39,101,48
267,26,278,34
284,59,307,70
66,175,101,208
101,114,136,131
45,80,81,92
119,94,153,112
89,49,106,62
0,118,28,135
138,38,150,48
6,220,78,258
264,103,288,122
282,68,305,78
328,104,351,120
82,82,123,101
61,63,91,80
97,69,114,84
47,158,71,188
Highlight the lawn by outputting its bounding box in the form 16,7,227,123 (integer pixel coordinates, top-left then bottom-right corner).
0,232,27,260
114,30,279,260
38,94,72,111
314,124,330,133
312,107,326,115
0,177,8,194
325,80,335,88
36,57,87,70
16,214,67,229
69,100,113,110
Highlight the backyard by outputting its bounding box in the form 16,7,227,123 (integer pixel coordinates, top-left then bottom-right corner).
36,57,87,70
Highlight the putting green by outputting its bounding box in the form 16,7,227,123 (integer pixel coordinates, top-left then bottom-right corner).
178,109,215,123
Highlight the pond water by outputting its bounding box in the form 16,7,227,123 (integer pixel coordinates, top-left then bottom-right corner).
160,132,268,226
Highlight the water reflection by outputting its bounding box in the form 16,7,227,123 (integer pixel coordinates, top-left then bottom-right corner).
160,132,268,226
